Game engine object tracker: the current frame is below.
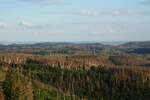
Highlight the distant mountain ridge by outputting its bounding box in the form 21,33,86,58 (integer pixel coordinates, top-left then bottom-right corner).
118,41,150,54
0,41,127,46
120,41,150,47
0,41,149,54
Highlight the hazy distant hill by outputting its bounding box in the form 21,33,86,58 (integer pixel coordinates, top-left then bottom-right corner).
117,41,150,54
120,41,150,48
0,41,149,54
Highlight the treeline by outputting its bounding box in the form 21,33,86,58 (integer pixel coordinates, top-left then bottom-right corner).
0,53,150,68
3,69,33,100
0,53,113,68
0,53,150,100
109,54,150,66
22,62,150,100
3,68,79,100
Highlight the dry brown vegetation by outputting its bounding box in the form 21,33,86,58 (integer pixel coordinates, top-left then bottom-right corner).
0,42,149,100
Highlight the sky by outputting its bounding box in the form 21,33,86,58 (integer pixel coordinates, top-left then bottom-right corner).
0,0,150,42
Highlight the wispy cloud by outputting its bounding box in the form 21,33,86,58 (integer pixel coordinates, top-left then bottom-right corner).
20,21,50,29
111,10,136,15
79,10,101,16
0,23,8,28
78,10,137,16
126,10,136,14
111,10,121,15
21,0,63,5
20,21,33,27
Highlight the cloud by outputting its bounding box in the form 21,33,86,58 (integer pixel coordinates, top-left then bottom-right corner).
20,21,33,27
127,10,136,14
78,10,137,16
22,0,63,4
140,0,150,5
111,10,121,15
79,10,101,16
0,23,8,28
20,21,50,29
111,10,136,15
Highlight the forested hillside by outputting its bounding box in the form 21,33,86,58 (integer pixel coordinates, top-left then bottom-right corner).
0,42,149,100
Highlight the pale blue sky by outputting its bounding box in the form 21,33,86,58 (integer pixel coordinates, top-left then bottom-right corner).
0,0,150,42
